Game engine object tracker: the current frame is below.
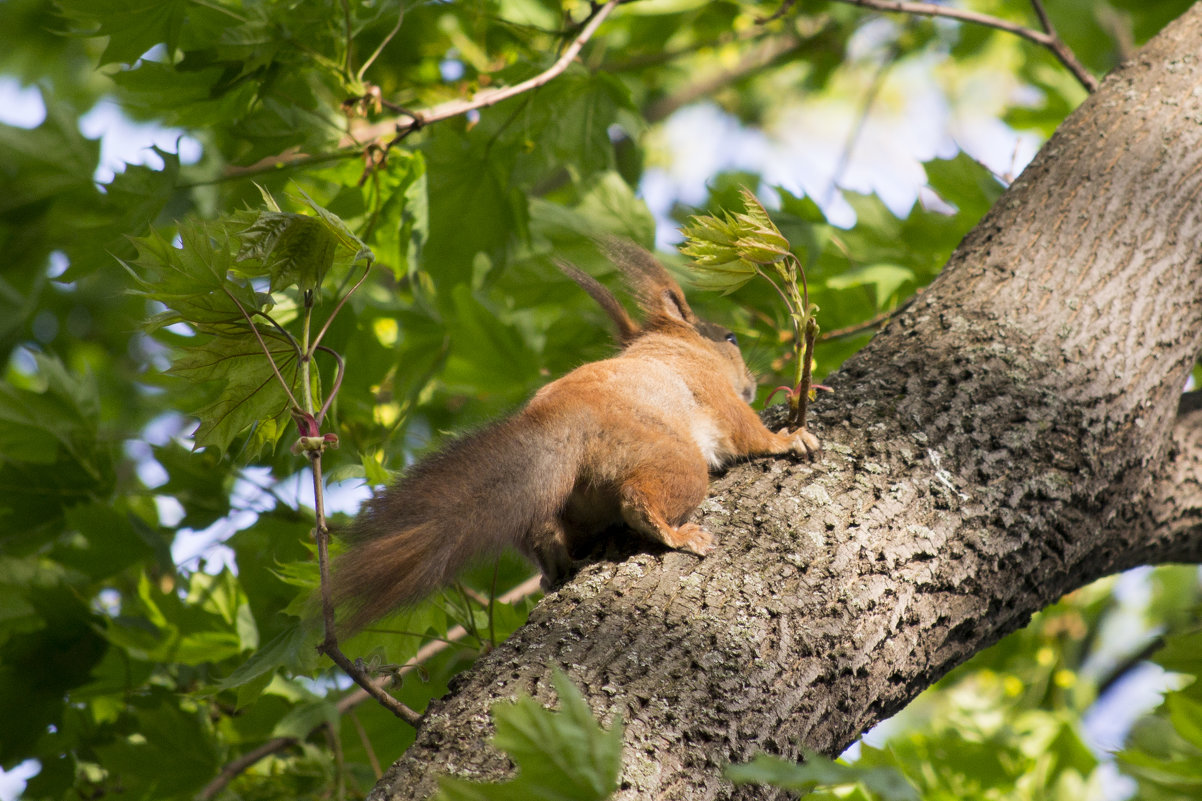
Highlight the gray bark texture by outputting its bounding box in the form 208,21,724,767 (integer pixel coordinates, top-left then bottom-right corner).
371,6,1202,799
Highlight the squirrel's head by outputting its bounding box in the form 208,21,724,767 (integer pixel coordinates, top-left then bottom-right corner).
557,239,758,404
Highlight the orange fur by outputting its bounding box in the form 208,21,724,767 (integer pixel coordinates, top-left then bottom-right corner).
331,241,819,633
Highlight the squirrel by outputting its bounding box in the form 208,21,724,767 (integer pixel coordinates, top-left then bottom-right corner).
330,239,820,632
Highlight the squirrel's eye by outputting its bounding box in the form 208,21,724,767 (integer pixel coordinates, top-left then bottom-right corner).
724,332,738,346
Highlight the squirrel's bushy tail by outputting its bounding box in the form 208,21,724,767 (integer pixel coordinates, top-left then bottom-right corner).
330,415,573,633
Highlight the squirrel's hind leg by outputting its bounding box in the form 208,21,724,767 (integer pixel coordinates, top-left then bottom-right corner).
527,519,574,590
617,456,713,556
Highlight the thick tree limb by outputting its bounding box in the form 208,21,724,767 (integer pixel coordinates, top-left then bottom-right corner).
367,6,1202,800
1142,404,1202,560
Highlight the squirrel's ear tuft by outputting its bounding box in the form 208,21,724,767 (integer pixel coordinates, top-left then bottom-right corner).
658,286,695,325
596,237,698,329
556,258,641,344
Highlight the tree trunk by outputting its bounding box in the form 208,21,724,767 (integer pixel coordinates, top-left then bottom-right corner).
370,6,1202,799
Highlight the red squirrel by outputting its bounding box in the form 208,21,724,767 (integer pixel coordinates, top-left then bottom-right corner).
331,240,820,632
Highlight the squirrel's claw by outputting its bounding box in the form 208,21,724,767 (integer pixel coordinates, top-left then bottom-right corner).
780,427,821,459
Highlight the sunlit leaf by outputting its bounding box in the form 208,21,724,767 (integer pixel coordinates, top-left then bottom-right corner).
728,752,920,801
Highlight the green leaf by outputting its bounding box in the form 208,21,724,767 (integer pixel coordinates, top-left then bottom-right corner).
687,260,760,293
364,150,429,280
236,212,338,294
680,187,796,290
435,670,623,801
0,354,114,545
442,285,541,398
272,697,340,740
129,223,261,333
91,691,221,798
423,125,523,288
1167,693,1202,751
826,263,916,306
57,0,189,66
127,220,320,455
1153,629,1202,676
0,569,107,764
56,503,157,580
296,188,373,267
170,326,302,456
923,153,1005,221
728,752,920,801
218,622,319,708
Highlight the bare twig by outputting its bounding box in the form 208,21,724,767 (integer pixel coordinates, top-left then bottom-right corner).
757,0,799,25
196,738,299,801
645,30,803,123
1029,0,1055,35
357,3,406,81
310,261,373,357
825,41,900,207
349,708,383,778
819,286,926,341
347,0,620,144
829,0,1098,91
797,318,816,428
195,576,544,800
309,453,423,725
314,346,345,426
340,0,354,78
1095,635,1165,699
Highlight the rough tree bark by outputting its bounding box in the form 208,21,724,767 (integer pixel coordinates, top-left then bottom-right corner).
370,7,1202,800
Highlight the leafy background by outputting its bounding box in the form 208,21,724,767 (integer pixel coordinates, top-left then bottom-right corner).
1,0,1200,799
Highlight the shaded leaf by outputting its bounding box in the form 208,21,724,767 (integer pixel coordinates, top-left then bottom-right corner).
436,670,623,801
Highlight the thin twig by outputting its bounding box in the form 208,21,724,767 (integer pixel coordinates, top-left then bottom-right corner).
757,0,799,25
357,4,406,81
195,576,544,800
340,0,354,79
819,286,925,341
825,41,900,207
349,708,383,778
797,319,816,429
309,453,423,725
203,0,618,183
645,31,802,124
1025,0,1096,93
321,642,422,724
311,261,373,356
1029,0,1054,34
829,0,1098,91
196,738,298,800
1096,636,1165,700
314,346,345,426
346,0,620,144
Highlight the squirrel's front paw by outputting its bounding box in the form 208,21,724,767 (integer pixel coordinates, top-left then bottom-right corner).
673,523,715,556
780,427,821,459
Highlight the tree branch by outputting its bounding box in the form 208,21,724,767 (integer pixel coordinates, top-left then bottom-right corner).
828,0,1098,91
346,0,620,145
645,31,804,123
